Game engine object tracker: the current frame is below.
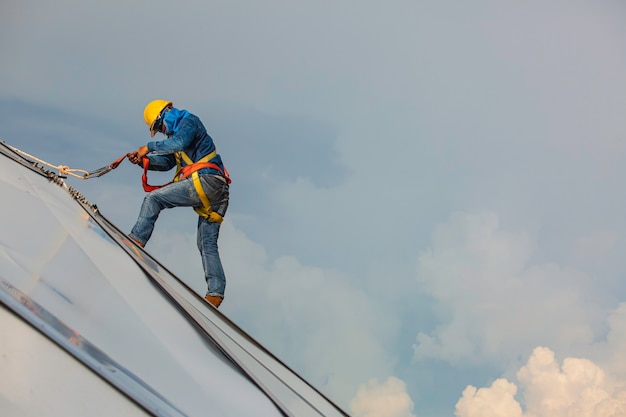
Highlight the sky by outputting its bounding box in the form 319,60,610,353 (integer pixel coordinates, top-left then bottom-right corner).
2,0,626,416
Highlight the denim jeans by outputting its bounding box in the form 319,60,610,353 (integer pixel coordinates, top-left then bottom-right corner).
129,175,229,297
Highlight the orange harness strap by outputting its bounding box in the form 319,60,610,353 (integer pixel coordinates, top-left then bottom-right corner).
141,158,231,192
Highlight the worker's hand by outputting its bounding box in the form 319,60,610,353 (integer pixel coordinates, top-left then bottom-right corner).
127,145,149,165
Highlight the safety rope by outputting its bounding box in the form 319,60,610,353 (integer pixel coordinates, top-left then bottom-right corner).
4,143,125,180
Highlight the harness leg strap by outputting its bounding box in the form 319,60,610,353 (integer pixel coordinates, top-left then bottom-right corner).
191,172,223,224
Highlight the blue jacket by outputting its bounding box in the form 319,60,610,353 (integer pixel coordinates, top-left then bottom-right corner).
145,108,225,176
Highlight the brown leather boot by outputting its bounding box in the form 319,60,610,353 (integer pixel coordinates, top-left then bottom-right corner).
204,295,223,308
128,235,145,248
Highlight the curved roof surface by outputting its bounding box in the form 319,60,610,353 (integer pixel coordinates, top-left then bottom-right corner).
0,141,349,417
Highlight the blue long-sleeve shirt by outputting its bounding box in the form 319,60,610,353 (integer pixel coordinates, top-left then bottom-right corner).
145,111,225,176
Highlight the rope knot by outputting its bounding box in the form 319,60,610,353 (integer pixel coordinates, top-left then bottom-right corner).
58,165,71,176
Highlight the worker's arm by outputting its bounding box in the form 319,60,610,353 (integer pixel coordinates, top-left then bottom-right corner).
147,117,197,154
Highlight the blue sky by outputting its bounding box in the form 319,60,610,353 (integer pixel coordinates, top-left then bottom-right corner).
3,1,626,416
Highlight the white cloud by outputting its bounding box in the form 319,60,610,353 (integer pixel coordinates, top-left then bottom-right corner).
413,211,602,366
455,346,626,417
573,230,618,265
591,303,626,379
517,347,625,417
455,379,523,417
350,377,416,417
456,301,626,417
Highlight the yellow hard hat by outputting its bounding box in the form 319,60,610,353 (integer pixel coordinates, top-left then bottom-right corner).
144,100,172,137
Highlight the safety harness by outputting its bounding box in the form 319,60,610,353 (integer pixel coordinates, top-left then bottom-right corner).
141,150,231,223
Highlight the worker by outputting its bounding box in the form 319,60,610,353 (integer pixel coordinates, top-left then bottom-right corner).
127,100,230,308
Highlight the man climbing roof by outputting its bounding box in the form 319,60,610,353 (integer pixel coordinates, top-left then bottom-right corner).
127,100,230,308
